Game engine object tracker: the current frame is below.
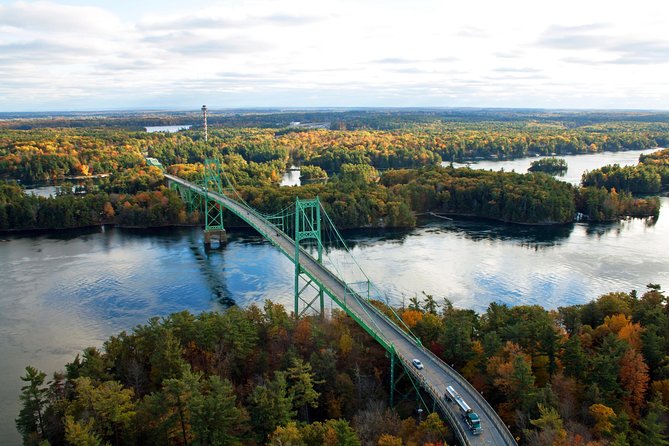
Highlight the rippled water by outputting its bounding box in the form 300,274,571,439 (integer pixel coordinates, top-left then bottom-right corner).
2,149,668,443
2,205,668,443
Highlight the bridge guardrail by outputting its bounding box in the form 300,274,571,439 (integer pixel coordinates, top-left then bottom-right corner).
396,355,469,445
419,346,516,444
294,247,396,344
356,291,516,445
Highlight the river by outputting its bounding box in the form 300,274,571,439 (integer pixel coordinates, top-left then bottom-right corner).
446,149,660,185
1,148,667,443
282,148,659,187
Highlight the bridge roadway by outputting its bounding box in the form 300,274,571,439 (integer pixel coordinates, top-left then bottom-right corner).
166,174,517,446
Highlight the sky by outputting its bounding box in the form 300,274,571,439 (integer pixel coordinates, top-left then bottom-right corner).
0,0,668,111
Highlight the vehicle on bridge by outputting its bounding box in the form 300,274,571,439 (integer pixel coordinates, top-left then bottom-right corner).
412,358,424,369
446,385,483,435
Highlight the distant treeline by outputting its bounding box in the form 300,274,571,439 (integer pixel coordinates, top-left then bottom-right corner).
2,117,669,183
151,123,669,170
4,108,669,130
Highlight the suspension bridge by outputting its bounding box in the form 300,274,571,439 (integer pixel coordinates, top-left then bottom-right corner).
164,159,517,446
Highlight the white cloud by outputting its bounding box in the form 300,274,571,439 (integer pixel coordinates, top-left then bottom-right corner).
138,11,327,32
0,1,123,33
0,0,668,111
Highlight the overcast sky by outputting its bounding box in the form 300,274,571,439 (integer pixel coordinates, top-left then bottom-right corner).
1,0,668,111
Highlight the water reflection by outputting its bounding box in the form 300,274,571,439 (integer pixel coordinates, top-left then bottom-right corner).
335,217,574,252
190,245,235,307
337,227,411,248
43,226,103,241
584,217,658,239
280,166,301,186
430,217,574,247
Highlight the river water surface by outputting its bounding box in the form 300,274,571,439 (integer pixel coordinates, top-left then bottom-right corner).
2,149,668,443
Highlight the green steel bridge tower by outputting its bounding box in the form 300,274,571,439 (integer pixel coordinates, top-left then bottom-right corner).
293,197,325,317
203,158,226,246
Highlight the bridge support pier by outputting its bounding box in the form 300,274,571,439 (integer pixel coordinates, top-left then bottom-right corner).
204,229,227,248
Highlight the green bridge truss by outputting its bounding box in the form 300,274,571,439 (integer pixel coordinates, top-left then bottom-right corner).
165,158,517,445
167,158,422,399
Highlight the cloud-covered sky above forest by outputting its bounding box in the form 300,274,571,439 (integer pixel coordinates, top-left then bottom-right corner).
1,0,667,111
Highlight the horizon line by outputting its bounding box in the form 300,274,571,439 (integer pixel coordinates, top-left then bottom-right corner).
1,105,669,115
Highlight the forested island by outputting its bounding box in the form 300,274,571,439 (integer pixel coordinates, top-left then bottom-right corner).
1,110,668,232
16,285,669,445
528,158,568,174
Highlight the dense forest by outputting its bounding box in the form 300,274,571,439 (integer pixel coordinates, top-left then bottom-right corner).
3,113,669,184
582,149,669,195
146,122,669,172
1,116,665,231
17,285,669,445
1,160,659,231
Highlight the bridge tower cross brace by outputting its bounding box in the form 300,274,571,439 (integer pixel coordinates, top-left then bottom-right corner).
203,158,227,247
170,182,202,213
293,197,325,318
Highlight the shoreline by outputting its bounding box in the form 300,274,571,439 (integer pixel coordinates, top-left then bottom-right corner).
0,210,656,236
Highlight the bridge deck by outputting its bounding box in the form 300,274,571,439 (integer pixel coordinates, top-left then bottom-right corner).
165,174,517,446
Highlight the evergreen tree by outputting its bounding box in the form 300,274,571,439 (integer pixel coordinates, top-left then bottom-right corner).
322,419,361,446
249,372,295,442
16,366,47,444
439,309,476,368
408,295,421,311
511,354,536,413
286,358,320,422
421,292,439,315
162,372,197,446
189,375,247,445
562,335,587,381
633,394,669,446
150,329,188,385
590,334,627,406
